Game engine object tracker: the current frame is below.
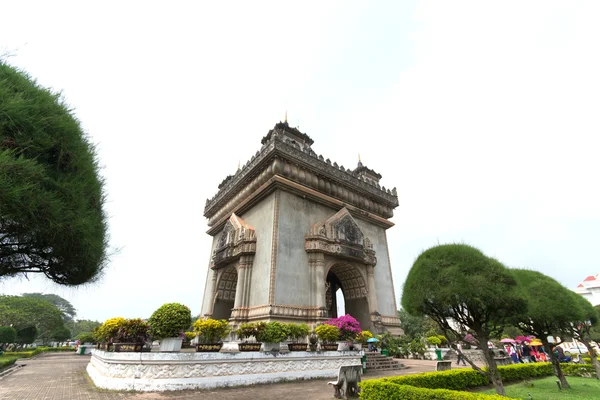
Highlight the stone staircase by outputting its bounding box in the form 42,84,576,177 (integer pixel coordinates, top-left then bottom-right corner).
364,351,407,371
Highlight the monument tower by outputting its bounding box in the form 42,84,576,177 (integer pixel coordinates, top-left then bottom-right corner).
200,121,402,334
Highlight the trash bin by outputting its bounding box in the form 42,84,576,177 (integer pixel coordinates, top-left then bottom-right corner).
435,349,443,361
77,345,86,355
361,354,367,373
381,349,389,357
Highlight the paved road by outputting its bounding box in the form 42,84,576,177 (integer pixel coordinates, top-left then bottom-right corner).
0,353,477,400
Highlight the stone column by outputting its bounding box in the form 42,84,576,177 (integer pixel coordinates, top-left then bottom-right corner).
309,253,326,309
234,265,246,310
241,255,253,309
366,264,379,314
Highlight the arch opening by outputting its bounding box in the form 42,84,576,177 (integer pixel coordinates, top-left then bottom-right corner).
326,263,371,332
212,266,237,321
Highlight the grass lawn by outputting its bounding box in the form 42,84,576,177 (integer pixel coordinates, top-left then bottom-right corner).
482,376,600,399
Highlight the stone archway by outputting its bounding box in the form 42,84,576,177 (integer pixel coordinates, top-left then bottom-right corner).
326,263,371,332
306,208,381,332
212,266,238,320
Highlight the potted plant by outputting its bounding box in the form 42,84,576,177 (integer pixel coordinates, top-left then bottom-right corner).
315,324,340,351
308,333,318,351
95,317,126,351
355,330,373,351
193,318,231,352
148,303,191,352
257,321,289,352
323,314,362,351
113,318,150,352
182,331,196,348
286,323,310,351
426,336,442,348
235,322,265,351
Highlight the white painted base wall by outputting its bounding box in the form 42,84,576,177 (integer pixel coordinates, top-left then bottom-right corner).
87,349,363,391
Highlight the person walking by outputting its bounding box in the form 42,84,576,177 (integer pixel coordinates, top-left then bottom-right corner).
521,342,532,363
456,343,467,366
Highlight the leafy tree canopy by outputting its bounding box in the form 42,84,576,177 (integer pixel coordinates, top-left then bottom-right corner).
22,293,76,322
402,243,526,396
0,62,108,285
0,295,64,336
51,326,71,342
0,325,16,344
68,319,101,338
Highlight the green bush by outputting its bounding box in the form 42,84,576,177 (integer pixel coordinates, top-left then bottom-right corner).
287,323,310,342
114,318,150,343
256,322,289,343
360,362,594,399
76,332,95,344
315,324,340,343
0,356,18,370
359,381,506,400
148,303,191,339
0,326,16,344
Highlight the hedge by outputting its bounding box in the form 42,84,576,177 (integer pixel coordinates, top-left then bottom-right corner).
3,346,75,359
359,362,596,399
359,381,506,400
0,356,18,370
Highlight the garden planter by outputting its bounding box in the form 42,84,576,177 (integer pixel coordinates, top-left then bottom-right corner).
321,343,339,351
97,343,113,351
309,344,318,351
238,342,262,352
196,343,223,352
287,343,308,351
159,338,183,352
263,342,281,352
337,342,351,351
113,343,144,352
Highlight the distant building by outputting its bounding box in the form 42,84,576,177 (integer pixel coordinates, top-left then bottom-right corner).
574,274,600,306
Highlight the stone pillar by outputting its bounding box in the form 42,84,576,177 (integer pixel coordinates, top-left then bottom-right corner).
366,264,378,314
241,255,254,308
234,266,246,310
309,253,326,309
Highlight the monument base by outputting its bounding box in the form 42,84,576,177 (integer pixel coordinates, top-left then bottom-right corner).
87,349,363,391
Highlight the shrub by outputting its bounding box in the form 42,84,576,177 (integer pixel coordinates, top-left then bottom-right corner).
315,324,340,343
148,303,191,339
0,326,16,345
0,356,18,370
437,335,448,346
358,381,507,400
357,331,373,345
114,319,150,343
76,332,95,344
184,331,196,341
324,314,361,341
95,317,126,343
257,322,289,343
287,323,310,342
426,336,442,346
193,319,231,343
235,322,267,342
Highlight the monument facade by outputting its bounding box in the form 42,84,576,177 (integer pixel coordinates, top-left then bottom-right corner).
200,121,402,334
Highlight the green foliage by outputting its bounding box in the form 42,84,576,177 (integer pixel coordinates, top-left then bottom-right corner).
256,321,289,343
286,323,310,342
0,326,16,344
76,332,95,343
437,335,448,346
426,336,441,346
114,318,150,343
358,381,506,400
21,293,76,322
0,295,64,336
357,330,373,345
0,356,18,370
193,318,231,343
148,303,191,339
68,319,101,338
315,324,340,343
51,326,71,342
235,322,266,341
0,62,108,286
482,376,600,399
15,326,38,344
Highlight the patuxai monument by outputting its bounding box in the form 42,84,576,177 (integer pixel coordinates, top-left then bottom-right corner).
201,121,402,335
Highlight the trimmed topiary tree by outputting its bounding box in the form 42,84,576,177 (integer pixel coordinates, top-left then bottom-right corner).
0,326,16,349
148,303,191,339
402,243,526,396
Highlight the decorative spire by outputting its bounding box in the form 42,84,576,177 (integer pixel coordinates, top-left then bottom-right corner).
237,161,241,172
357,153,363,167
284,110,288,124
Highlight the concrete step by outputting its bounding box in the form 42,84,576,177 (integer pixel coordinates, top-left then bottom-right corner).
364,352,407,371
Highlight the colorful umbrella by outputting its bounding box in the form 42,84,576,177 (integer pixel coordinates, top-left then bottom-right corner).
529,340,543,346
367,338,380,343
500,338,515,343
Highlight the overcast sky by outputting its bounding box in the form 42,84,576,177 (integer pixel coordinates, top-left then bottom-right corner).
2,1,599,322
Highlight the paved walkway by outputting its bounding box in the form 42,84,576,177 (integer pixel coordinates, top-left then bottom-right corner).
0,353,479,400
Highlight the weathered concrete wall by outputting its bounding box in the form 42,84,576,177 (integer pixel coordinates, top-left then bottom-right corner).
354,220,398,316
87,349,362,391
240,192,275,307
274,190,335,305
